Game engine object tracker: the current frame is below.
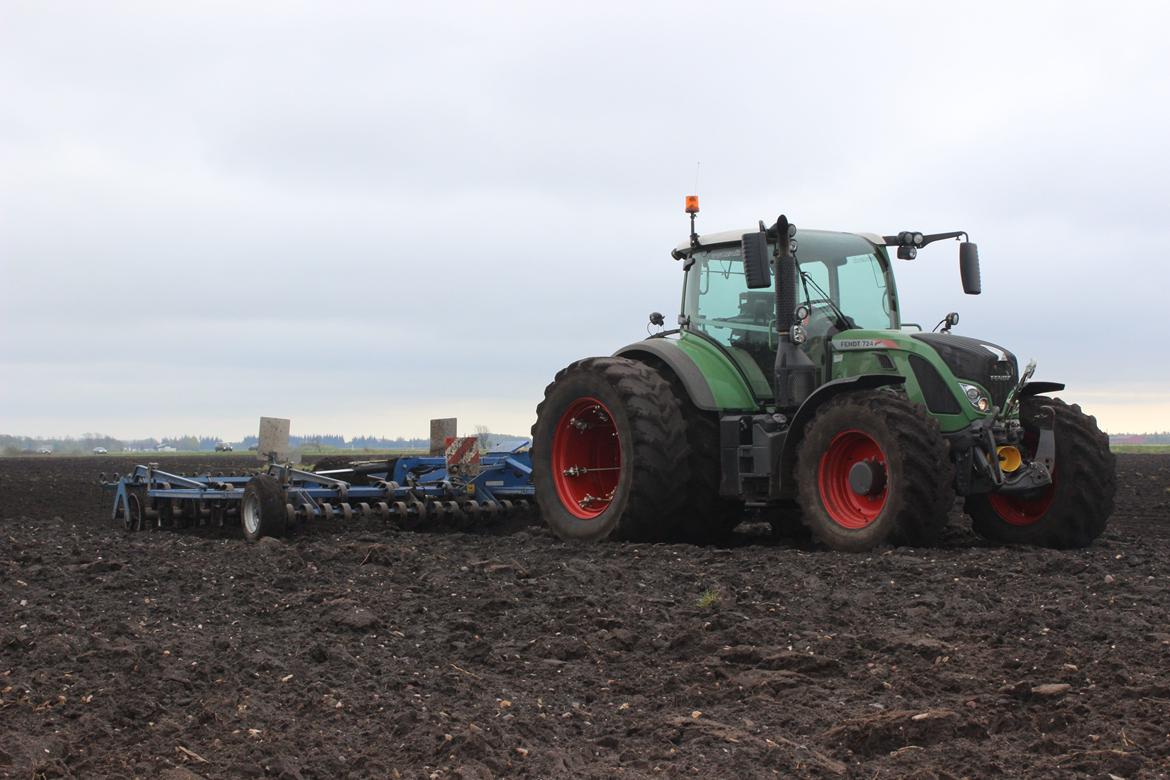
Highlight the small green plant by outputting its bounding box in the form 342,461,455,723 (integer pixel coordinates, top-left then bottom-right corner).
696,588,721,609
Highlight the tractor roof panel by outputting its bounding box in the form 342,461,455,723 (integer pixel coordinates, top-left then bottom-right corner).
674,228,884,254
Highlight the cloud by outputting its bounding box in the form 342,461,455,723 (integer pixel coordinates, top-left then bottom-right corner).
1,1,1168,437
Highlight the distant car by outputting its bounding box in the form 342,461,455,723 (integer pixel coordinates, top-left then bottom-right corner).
36,447,52,455
247,444,259,452
93,447,108,454
215,442,233,452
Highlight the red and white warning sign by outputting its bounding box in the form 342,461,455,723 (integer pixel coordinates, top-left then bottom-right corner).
444,436,481,477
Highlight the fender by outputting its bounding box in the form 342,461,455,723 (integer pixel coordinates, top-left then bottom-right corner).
1018,381,1065,399
777,374,906,496
614,337,719,410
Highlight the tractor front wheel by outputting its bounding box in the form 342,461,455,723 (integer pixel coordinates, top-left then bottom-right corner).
965,397,1114,548
795,391,955,552
532,357,689,542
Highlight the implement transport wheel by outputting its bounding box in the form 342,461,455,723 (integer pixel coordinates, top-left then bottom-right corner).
125,492,146,532
795,391,955,552
532,357,689,542
241,475,287,542
966,397,1115,548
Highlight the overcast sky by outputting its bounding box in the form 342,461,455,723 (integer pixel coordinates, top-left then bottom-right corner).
2,1,1169,439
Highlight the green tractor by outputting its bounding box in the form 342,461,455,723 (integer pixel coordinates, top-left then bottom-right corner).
531,201,1115,551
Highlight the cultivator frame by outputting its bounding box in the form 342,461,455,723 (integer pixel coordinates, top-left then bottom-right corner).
102,445,535,539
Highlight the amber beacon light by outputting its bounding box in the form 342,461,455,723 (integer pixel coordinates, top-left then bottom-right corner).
685,195,700,214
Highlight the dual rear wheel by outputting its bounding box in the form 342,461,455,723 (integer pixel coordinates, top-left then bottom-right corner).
532,357,689,542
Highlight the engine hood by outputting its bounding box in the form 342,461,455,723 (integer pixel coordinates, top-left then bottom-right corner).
912,333,1018,407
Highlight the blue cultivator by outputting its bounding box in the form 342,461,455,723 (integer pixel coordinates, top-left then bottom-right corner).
101,445,535,542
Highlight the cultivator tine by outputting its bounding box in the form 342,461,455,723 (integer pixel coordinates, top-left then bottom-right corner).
377,501,391,522
321,502,335,520
358,502,371,516
285,503,296,525
340,502,354,521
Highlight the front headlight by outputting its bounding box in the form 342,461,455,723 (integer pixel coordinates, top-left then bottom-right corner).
958,382,991,412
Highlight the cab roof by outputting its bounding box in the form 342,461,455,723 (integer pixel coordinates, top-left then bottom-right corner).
673,227,885,255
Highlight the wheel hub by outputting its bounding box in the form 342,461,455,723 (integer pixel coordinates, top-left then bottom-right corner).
848,459,886,496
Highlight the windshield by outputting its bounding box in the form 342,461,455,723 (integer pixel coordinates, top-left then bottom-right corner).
682,230,897,345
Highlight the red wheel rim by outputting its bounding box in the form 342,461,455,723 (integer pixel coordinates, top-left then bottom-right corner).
988,474,1056,526
551,397,621,519
817,429,887,529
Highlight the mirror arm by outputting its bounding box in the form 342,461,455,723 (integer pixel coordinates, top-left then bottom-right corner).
920,230,967,247
882,230,968,248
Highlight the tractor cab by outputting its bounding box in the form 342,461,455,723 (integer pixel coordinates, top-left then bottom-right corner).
678,229,899,397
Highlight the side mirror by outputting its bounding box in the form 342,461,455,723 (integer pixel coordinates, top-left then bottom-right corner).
960,242,981,295
741,230,771,289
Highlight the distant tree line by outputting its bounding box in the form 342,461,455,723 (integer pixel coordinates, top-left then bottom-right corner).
0,426,535,455
0,432,433,455
1109,432,1170,445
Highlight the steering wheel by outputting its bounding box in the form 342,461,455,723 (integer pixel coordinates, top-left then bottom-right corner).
800,298,855,333
799,298,836,322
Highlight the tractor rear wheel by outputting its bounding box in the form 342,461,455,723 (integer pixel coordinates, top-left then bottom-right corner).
241,475,287,542
675,407,744,544
795,391,955,552
532,357,689,542
966,397,1114,548
660,369,744,545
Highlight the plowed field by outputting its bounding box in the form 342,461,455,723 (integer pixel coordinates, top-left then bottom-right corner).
1,454,1168,778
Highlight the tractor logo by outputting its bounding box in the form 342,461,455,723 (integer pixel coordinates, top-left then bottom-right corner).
835,338,898,350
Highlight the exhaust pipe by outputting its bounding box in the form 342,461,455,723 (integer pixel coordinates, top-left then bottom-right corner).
772,215,817,409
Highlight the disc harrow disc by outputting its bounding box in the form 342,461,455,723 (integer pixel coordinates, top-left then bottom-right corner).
403,501,427,531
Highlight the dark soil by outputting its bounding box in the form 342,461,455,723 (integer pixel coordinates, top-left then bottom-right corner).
1,454,1168,778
